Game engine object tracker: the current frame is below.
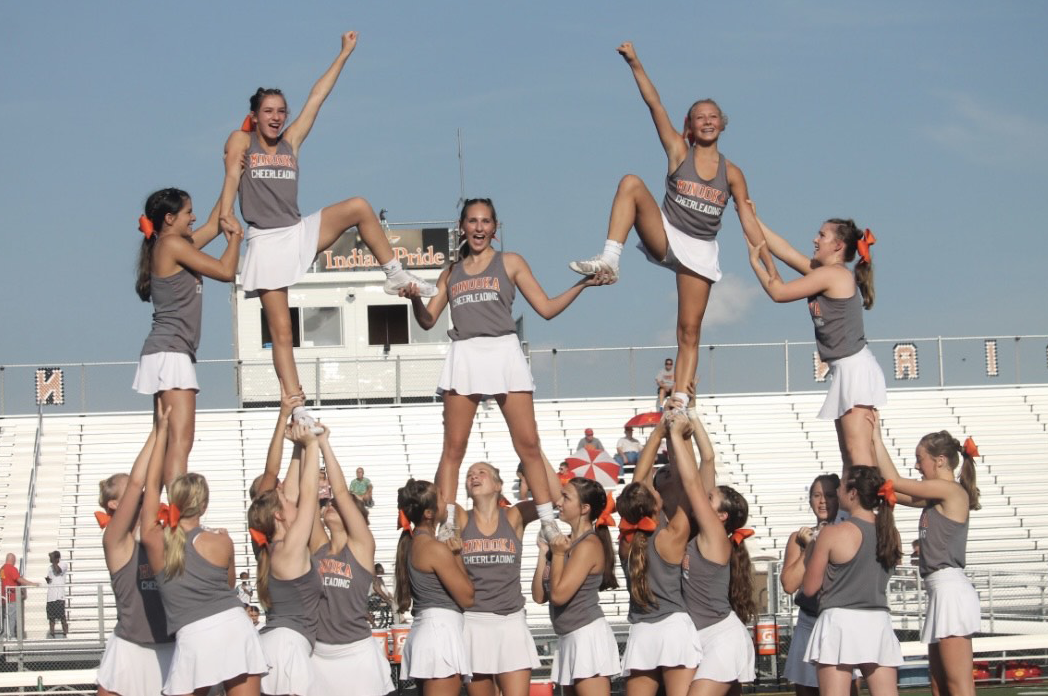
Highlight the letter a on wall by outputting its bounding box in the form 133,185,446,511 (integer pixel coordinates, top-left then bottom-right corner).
35,367,65,406
893,343,918,380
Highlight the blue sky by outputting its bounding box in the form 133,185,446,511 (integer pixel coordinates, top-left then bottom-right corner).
2,2,1046,383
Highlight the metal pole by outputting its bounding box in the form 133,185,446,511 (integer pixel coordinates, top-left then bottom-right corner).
235,361,244,410
987,572,994,633
0,365,5,415
628,348,636,397
314,357,322,407
1014,336,1021,385
937,336,944,388
708,346,715,395
395,355,402,405
784,340,790,393
80,363,87,412
552,350,559,399
98,584,106,645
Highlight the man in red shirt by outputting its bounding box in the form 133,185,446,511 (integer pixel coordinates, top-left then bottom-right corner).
1,554,38,639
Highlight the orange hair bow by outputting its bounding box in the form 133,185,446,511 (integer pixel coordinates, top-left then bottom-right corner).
618,516,657,544
498,496,512,509
95,511,112,529
155,503,178,528
240,115,255,132
877,480,897,508
397,509,413,535
596,493,616,529
963,437,980,459
248,527,269,548
138,215,155,240
730,528,755,545
857,228,876,265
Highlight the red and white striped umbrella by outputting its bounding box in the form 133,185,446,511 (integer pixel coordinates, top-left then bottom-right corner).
565,447,620,487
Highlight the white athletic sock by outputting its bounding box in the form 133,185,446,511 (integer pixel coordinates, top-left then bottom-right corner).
381,259,403,277
672,391,689,407
601,240,624,268
445,503,458,528
536,502,555,522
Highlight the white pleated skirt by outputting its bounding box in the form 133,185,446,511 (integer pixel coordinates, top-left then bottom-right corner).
242,210,322,296
437,334,534,397
784,610,819,688
922,567,981,644
309,637,395,696
637,210,722,283
804,607,902,667
692,612,755,683
163,607,269,695
818,346,887,420
621,612,701,676
464,609,541,675
96,634,175,695
260,626,314,696
402,608,470,680
133,351,199,394
551,617,621,686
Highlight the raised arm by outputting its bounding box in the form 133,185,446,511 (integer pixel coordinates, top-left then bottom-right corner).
548,535,600,606
631,420,668,486
802,526,834,597
282,31,358,150
729,166,776,274
780,528,815,594
256,393,301,499
139,407,171,573
746,200,813,275
218,130,250,219
424,537,475,609
872,420,926,508
159,218,243,282
281,425,320,558
189,197,224,250
401,268,450,330
748,242,841,303
669,417,730,564
319,426,375,564
686,405,717,493
617,42,687,164
103,417,161,553
505,253,606,320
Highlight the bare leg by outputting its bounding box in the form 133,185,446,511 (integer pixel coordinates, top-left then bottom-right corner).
421,675,466,696
674,268,713,400
816,664,855,696
158,389,196,489
467,675,498,696
794,685,820,696
224,672,261,696
687,678,734,696
838,407,877,470
607,175,669,259
931,637,975,696
498,391,551,506
317,197,394,263
495,669,533,696
572,676,612,696
858,664,897,696
435,391,482,505
625,670,660,696
258,288,303,398
663,667,699,696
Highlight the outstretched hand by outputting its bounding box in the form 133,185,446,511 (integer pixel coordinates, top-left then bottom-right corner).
220,214,244,244
397,283,424,299
287,421,317,446
341,31,358,56
617,41,638,65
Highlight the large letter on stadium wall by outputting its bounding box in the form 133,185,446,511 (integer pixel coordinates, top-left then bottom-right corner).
893,343,918,380
984,340,999,377
35,367,65,406
813,352,829,383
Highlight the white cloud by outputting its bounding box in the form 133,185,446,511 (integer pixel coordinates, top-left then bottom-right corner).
653,273,761,343
925,93,1048,165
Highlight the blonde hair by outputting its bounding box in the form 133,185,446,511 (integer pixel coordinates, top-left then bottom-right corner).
98,473,128,512
163,473,210,579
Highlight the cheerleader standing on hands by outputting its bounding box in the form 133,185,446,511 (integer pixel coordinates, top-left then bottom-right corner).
873,425,981,696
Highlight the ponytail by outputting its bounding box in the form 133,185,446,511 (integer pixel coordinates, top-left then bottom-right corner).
845,467,902,570
827,218,876,309
394,530,412,613
394,478,439,614
247,489,280,609
617,482,657,607
717,486,756,624
626,530,655,610
854,261,875,310
959,449,981,511
918,430,981,511
595,524,618,591
163,524,188,579
255,545,272,610
874,495,902,570
163,473,209,579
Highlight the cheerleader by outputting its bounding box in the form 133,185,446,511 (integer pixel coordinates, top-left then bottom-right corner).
247,423,324,696
401,198,607,543
133,187,242,484
780,474,842,696
617,413,706,696
802,467,903,696
140,452,267,695
305,425,394,696
96,410,174,696
532,478,620,696
747,204,884,470
873,425,980,696
394,479,475,696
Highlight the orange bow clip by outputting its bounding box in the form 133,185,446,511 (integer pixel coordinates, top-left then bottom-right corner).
595,492,616,529
240,115,254,132
730,528,755,545
857,228,876,265
877,480,897,508
155,503,175,527
963,437,980,459
248,527,269,548
94,511,112,529
138,215,155,240
397,509,413,535
618,516,657,544
498,497,512,509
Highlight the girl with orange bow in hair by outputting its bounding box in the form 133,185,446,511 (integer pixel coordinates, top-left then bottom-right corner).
873,426,981,696
532,477,619,696
616,413,706,696
133,187,243,487
802,466,903,696
746,204,884,472
394,479,475,696
247,422,325,696
96,407,175,696
141,450,266,694
218,31,435,430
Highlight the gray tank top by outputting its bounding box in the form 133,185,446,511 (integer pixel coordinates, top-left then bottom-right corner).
446,252,518,341
543,531,605,635
626,518,688,624
408,532,462,612
260,557,324,646
808,291,866,361
683,539,731,629
238,134,300,229
919,506,968,578
662,149,730,241
819,518,889,612
314,542,372,644
461,509,525,615
140,269,202,361
157,527,244,634
110,542,172,645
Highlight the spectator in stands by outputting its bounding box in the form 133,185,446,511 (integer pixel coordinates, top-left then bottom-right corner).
237,571,253,605
614,426,642,468
371,563,399,623
44,550,69,638
576,428,604,453
557,461,573,486
246,605,261,628
350,467,374,508
2,553,38,640
873,427,981,696
133,187,243,489
655,358,675,408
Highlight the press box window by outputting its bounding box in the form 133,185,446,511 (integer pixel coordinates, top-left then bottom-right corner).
368,305,409,346
261,307,342,348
